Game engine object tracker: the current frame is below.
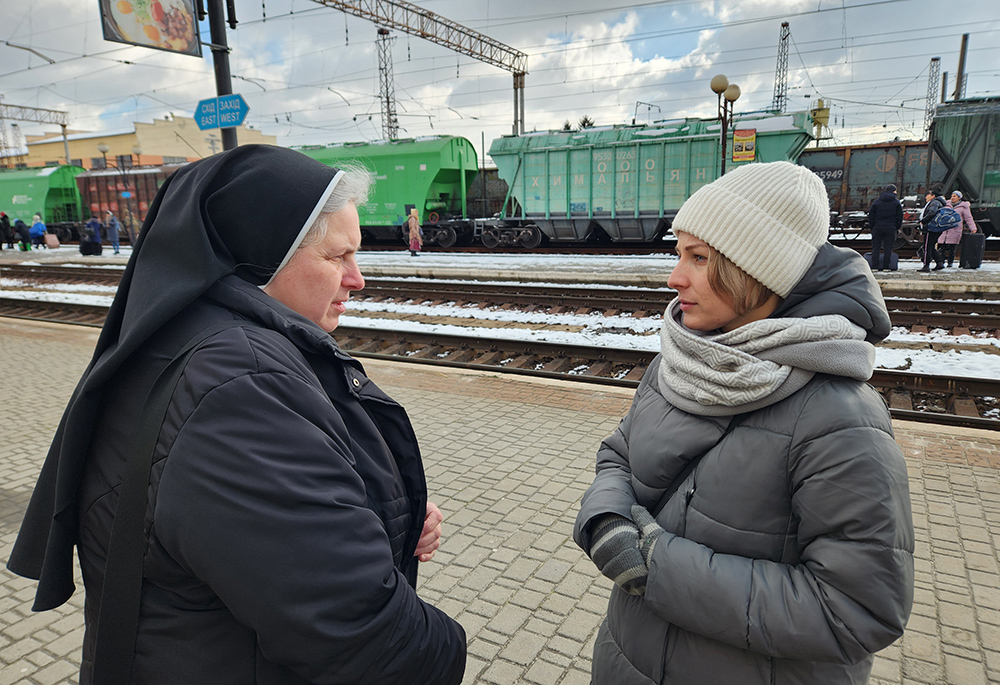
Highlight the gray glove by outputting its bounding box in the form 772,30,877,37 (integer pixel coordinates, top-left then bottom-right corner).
631,504,666,567
588,513,647,596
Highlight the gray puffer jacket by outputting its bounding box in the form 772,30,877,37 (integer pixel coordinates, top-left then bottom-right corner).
574,244,914,685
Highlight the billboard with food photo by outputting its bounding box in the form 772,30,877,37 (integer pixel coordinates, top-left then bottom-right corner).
100,0,200,57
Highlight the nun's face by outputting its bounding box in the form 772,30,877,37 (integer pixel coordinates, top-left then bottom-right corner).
263,205,365,331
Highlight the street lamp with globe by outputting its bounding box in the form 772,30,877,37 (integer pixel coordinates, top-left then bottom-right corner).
710,74,742,175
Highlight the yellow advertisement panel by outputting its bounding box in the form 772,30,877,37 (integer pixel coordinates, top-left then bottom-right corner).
100,0,201,57
732,129,757,163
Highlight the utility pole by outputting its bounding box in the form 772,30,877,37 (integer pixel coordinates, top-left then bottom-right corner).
952,33,969,100
201,0,238,150
771,22,790,113
310,0,528,134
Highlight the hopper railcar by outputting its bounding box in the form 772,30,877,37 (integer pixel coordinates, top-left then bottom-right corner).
484,111,815,248
295,135,480,247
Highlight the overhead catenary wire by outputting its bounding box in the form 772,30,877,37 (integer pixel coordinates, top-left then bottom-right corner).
3,1,998,147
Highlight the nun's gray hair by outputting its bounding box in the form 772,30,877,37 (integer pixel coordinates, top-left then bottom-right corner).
299,164,374,247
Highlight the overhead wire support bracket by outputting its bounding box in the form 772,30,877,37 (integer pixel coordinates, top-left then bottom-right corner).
309,0,528,133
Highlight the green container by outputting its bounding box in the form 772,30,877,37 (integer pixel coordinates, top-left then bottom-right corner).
0,165,84,223
931,98,1000,235
488,111,814,241
296,136,479,240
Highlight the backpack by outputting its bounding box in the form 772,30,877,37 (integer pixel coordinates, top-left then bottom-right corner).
927,205,961,233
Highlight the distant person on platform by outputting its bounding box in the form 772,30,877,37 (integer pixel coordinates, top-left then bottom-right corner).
867,184,902,271
29,214,47,249
15,218,31,251
944,190,977,269
408,208,423,256
918,185,947,272
84,214,103,242
0,212,13,250
105,210,122,254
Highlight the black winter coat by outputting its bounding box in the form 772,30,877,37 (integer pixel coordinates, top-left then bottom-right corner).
867,191,902,230
76,276,466,684
920,196,946,226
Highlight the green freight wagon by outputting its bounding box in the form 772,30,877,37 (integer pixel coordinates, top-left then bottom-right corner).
296,135,479,247
930,97,1000,236
0,165,85,225
486,111,814,246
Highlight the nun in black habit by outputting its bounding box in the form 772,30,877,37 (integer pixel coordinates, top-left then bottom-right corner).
7,145,466,685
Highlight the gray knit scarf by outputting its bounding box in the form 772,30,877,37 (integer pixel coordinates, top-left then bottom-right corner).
657,298,876,416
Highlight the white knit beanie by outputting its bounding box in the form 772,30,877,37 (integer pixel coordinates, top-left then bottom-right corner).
670,161,830,298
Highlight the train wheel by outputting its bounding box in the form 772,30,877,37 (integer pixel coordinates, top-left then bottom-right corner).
436,226,457,248
481,230,500,248
519,225,542,249
55,226,73,242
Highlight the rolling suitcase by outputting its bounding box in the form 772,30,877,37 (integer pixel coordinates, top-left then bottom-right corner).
864,252,898,271
44,232,60,249
959,232,985,269
79,240,103,256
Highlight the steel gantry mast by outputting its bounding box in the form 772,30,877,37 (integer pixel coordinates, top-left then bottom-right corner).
770,22,790,113
309,0,529,134
925,57,941,134
0,99,72,167
376,27,400,139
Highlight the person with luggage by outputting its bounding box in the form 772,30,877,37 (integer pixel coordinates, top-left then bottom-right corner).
105,210,122,254
29,214,47,249
14,218,31,251
0,212,12,250
867,183,903,271
935,191,973,268
917,186,948,272
947,190,981,269
81,215,104,256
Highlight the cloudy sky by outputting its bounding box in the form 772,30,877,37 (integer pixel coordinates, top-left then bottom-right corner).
2,0,998,160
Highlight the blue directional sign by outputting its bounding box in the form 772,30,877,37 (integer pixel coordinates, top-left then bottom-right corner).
195,94,250,131
195,97,219,130
217,94,249,128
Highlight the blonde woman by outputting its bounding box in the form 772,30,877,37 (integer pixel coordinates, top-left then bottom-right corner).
575,162,914,685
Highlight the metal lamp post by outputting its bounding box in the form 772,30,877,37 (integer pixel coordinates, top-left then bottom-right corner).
710,74,741,175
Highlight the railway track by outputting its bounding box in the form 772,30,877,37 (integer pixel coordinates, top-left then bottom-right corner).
2,296,998,431
6,265,1000,332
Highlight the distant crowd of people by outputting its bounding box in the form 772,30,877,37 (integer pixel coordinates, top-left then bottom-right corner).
0,212,49,251
866,182,980,273
0,210,122,254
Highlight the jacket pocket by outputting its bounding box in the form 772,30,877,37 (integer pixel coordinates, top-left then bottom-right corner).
607,589,668,684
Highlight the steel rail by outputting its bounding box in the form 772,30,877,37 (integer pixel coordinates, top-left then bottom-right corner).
2,298,998,430
6,266,1000,328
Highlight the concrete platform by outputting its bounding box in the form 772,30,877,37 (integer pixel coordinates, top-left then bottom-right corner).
1,318,999,685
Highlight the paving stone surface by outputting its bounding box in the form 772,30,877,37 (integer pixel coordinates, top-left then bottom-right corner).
1,318,999,684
